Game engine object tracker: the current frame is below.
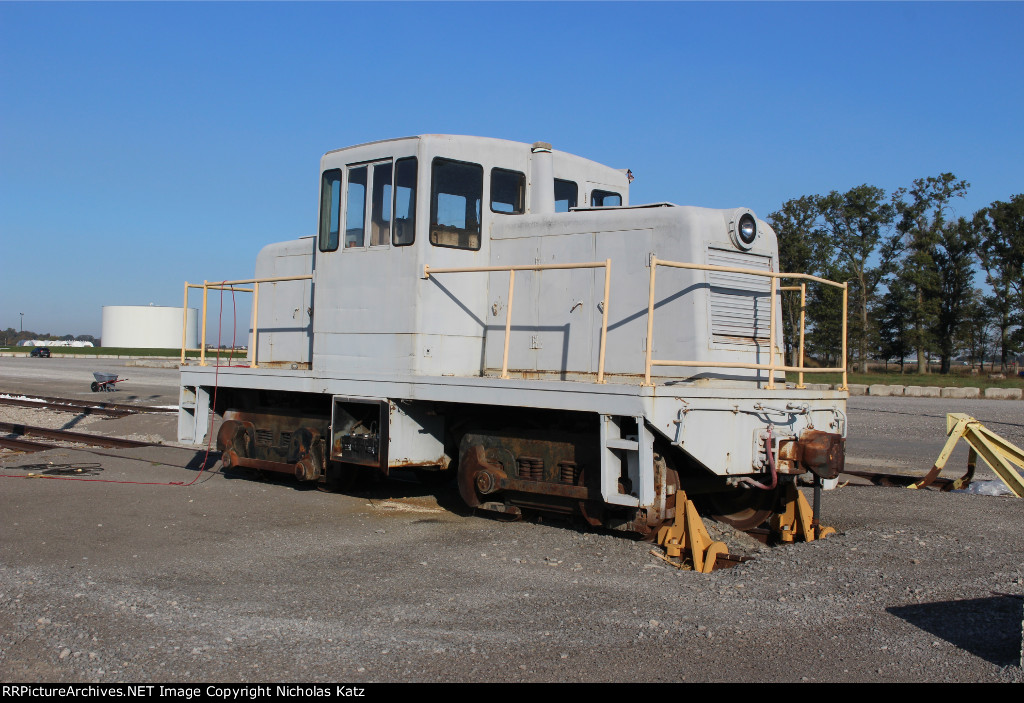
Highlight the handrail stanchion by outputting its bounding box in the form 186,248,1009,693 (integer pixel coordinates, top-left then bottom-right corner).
500,270,515,379
250,281,260,369
840,283,849,390
767,274,777,390
644,256,657,386
797,282,807,389
200,281,209,367
597,259,611,384
181,282,189,364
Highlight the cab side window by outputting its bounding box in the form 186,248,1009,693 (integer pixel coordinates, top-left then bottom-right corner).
591,189,621,207
430,158,483,250
555,179,578,213
345,166,368,248
490,168,525,214
318,169,342,252
393,157,417,246
369,162,392,246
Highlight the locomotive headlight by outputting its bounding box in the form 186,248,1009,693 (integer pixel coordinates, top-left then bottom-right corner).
739,214,756,244
729,209,759,250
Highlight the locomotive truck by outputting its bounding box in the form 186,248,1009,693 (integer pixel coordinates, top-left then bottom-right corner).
178,135,848,538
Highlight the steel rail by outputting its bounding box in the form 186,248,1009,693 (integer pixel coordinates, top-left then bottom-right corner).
0,397,133,417
0,394,176,415
0,436,53,452
0,422,155,449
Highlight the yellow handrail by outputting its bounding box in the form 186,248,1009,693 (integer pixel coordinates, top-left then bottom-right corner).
424,261,612,382
644,257,848,390
181,275,313,368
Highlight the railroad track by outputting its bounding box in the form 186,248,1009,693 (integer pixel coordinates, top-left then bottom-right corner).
0,421,158,453
0,393,176,417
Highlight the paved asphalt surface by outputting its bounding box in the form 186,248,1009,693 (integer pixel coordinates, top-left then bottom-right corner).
0,358,1021,683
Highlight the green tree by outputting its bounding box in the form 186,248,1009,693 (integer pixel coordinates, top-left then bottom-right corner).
767,196,826,366
932,217,978,373
975,194,1024,372
893,174,970,373
957,289,994,369
874,275,914,372
817,185,895,373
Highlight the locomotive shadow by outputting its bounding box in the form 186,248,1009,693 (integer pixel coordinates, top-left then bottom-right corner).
886,595,1023,667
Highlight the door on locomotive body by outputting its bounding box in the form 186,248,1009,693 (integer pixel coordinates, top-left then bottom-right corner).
315,156,420,374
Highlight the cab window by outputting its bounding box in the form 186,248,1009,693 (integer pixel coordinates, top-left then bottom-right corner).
591,189,621,207
555,179,578,213
345,166,368,248
393,157,417,246
490,168,525,214
318,169,342,252
430,158,483,250
369,162,392,246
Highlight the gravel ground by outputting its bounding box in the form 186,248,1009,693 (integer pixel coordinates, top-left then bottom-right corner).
1,359,1022,682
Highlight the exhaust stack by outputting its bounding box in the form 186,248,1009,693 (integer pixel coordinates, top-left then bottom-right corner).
530,142,555,215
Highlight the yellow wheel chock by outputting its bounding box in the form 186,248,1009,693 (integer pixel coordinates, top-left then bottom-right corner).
910,413,1024,498
656,490,728,573
770,482,837,543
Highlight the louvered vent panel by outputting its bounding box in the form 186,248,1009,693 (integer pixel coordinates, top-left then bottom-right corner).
707,249,773,344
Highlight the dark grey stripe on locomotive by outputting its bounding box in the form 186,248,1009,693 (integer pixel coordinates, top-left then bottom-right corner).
706,248,772,344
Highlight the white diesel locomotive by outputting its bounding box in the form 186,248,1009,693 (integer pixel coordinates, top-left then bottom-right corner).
178,135,848,537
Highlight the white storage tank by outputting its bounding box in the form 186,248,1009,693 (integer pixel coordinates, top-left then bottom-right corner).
102,305,198,349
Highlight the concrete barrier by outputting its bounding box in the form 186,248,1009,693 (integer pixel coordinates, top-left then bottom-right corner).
847,384,868,396
984,387,1023,400
869,384,894,396
940,387,981,399
125,359,182,369
904,386,941,398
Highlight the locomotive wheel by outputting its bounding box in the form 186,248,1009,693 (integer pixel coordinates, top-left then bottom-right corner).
704,486,780,531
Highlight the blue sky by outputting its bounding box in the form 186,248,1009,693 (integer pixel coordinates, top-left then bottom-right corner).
2,1,1022,338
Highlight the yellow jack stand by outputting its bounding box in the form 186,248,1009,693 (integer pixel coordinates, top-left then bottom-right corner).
770,482,836,543
910,413,1023,497
655,491,728,573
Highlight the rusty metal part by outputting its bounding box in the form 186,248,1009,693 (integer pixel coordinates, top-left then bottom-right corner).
0,422,153,449
656,489,729,573
559,460,578,483
769,481,836,543
774,438,803,474
223,408,330,466
797,430,845,480
457,443,508,508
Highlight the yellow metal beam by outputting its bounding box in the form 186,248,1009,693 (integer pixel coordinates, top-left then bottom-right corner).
910,413,1024,497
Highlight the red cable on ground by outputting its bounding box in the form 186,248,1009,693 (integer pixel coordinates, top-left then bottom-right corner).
0,281,236,488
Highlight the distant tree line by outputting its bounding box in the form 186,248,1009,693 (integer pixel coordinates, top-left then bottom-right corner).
1,328,98,347
768,179,1023,374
